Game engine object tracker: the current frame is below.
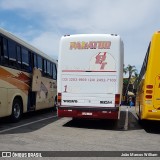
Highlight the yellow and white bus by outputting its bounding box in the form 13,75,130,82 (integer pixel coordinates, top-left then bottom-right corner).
0,28,57,122
136,31,160,121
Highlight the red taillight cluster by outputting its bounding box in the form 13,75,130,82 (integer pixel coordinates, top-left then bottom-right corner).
146,90,153,94
145,85,153,99
115,94,120,105
58,93,62,105
145,95,152,99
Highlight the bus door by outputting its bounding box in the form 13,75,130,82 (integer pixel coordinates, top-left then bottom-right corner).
29,68,42,111
32,68,41,91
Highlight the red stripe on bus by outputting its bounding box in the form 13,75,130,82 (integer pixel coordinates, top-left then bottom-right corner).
62,70,116,72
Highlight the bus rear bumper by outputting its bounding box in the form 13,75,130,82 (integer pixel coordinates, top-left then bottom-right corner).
142,110,160,121
58,107,119,120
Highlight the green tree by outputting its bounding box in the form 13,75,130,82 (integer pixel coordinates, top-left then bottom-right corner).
124,64,137,98
132,72,139,91
123,64,127,75
123,64,128,97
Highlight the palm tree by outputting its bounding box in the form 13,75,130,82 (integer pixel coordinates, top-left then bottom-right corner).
123,64,128,97
132,72,139,91
124,64,137,98
123,64,127,75
126,65,137,80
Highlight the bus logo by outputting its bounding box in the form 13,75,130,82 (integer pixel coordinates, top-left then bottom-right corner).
95,52,107,70
63,100,78,103
70,41,111,50
100,101,112,104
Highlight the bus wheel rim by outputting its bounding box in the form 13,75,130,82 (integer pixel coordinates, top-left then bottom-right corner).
13,104,20,119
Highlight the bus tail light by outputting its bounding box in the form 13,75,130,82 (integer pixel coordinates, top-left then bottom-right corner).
146,84,153,99
115,94,120,105
146,85,153,89
146,90,153,94
145,95,152,99
58,93,62,105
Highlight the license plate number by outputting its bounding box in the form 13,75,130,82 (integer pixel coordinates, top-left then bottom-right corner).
82,112,92,115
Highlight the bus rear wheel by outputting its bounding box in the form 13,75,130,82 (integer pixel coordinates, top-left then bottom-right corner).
11,98,23,122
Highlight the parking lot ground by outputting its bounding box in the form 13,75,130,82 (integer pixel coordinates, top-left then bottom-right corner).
0,106,160,159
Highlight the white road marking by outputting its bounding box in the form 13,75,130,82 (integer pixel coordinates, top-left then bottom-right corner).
0,115,57,134
124,107,129,130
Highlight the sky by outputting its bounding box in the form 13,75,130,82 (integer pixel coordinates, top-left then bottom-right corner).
0,0,160,73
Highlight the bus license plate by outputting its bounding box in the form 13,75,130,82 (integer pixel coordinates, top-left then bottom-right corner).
82,112,92,115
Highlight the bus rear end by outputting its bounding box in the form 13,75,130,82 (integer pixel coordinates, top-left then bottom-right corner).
57,34,123,120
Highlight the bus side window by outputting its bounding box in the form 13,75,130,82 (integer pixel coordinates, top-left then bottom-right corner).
22,47,29,72
33,53,37,68
50,63,53,78
47,60,51,77
28,51,32,72
17,45,22,69
43,59,47,76
30,52,35,71
52,63,57,80
8,39,17,68
37,55,42,71
2,38,9,65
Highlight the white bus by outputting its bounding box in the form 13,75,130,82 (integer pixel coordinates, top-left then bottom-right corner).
0,28,57,122
57,34,123,119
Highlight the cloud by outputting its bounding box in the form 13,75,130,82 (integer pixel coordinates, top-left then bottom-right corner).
0,0,158,32
0,0,160,69
30,32,60,60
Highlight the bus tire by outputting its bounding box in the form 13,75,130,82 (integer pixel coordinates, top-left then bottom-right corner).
11,98,23,122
